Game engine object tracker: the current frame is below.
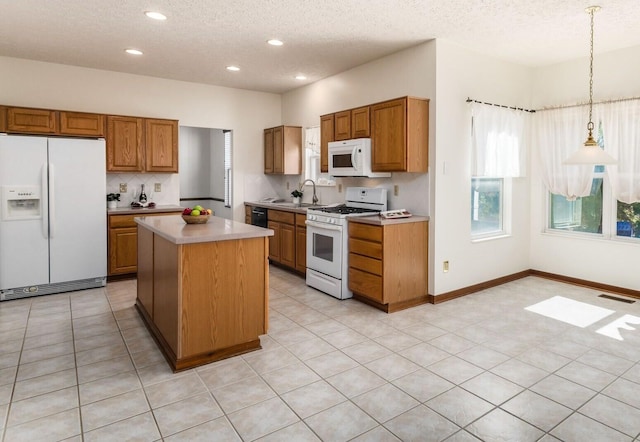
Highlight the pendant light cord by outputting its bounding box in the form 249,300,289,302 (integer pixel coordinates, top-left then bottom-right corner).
587,7,595,134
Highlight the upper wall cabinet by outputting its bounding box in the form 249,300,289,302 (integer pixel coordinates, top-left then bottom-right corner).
107,116,144,172
60,111,105,137
6,107,57,134
264,125,301,175
145,118,178,173
319,114,334,173
370,97,429,172
106,116,178,173
320,97,427,173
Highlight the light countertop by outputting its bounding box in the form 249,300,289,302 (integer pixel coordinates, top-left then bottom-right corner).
349,214,430,226
108,205,184,216
245,201,325,214
135,214,274,245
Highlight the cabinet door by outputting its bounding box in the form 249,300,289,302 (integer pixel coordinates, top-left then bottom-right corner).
264,128,274,174
334,110,351,141
295,225,306,273
106,116,144,172
351,106,370,138
109,227,138,275
273,126,284,174
60,112,105,137
0,106,6,132
371,98,407,171
7,107,57,134
267,221,280,262
145,119,178,172
320,115,334,173
280,223,295,268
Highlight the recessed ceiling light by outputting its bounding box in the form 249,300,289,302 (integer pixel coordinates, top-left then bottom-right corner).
125,49,143,55
295,75,307,81
267,39,284,46
145,11,167,20
226,66,240,72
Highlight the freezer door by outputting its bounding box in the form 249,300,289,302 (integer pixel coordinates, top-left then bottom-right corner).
48,138,107,283
0,135,50,290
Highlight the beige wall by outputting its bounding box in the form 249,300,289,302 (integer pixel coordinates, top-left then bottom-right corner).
0,56,282,221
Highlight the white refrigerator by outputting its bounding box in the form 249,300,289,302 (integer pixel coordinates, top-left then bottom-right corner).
0,134,107,301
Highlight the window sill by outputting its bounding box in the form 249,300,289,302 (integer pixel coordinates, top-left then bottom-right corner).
471,233,511,243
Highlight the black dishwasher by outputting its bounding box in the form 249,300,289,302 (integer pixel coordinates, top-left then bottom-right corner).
251,207,268,228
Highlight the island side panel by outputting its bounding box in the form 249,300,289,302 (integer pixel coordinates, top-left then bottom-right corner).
137,226,154,317
263,236,269,333
180,237,266,358
153,234,181,357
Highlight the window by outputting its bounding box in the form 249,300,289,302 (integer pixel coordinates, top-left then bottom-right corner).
304,127,320,182
471,178,504,237
549,178,603,234
617,201,640,238
223,130,232,208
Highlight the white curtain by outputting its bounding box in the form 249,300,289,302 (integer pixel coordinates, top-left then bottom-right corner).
533,106,595,200
471,103,526,178
599,100,640,204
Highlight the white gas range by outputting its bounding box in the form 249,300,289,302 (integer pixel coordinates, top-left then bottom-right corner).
306,187,387,299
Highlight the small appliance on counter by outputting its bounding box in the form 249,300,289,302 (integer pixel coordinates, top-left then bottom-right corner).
305,187,387,299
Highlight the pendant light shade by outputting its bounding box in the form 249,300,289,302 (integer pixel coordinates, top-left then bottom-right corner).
564,5,617,166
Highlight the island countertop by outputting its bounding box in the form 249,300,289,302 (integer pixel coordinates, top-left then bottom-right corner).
135,214,274,245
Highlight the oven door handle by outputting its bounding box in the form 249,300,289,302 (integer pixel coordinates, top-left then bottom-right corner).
305,220,343,231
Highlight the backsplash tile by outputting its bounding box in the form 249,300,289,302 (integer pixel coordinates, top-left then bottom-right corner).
106,174,180,207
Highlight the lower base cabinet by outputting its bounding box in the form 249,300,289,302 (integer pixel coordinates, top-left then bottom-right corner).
348,219,429,313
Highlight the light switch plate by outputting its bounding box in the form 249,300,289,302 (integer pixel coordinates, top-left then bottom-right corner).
154,183,161,192
119,183,127,193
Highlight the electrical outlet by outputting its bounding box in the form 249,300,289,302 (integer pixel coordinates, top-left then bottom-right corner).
286,181,290,190
443,261,449,273
338,184,343,193
394,185,399,196
119,183,127,193
154,183,161,192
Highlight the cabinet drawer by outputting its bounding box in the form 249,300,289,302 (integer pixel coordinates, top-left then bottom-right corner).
109,214,137,228
268,209,294,224
295,213,307,227
349,253,382,276
348,268,383,302
349,222,382,242
349,238,382,259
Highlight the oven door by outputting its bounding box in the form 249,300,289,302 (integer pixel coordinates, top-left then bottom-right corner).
306,220,343,279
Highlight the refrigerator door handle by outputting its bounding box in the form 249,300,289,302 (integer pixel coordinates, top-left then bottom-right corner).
49,163,56,239
41,163,49,239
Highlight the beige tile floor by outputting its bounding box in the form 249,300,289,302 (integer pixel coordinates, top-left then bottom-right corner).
2,267,640,441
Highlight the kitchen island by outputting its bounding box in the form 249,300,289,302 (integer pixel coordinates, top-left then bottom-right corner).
135,214,273,371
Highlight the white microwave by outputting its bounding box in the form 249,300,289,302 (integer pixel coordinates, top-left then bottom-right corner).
328,138,391,178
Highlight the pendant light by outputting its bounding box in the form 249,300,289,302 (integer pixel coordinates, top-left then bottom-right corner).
564,5,617,165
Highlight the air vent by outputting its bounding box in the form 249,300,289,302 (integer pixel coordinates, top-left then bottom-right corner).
598,294,636,304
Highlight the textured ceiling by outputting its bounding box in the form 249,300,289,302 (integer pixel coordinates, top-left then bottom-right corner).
1,0,639,94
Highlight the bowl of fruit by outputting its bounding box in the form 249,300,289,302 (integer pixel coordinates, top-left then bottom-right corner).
181,205,213,224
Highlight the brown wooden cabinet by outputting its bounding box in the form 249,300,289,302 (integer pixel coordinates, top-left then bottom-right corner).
263,125,301,175
106,116,144,172
245,205,252,224
295,213,307,273
266,209,306,274
107,116,178,173
320,114,334,173
145,118,178,172
0,107,6,133
351,106,370,138
370,97,429,172
59,111,105,137
348,219,429,313
108,211,182,276
7,107,57,134
334,110,351,141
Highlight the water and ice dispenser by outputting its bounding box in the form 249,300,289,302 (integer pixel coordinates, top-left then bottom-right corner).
1,186,42,221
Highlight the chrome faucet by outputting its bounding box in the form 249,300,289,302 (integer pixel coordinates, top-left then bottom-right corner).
301,179,318,205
